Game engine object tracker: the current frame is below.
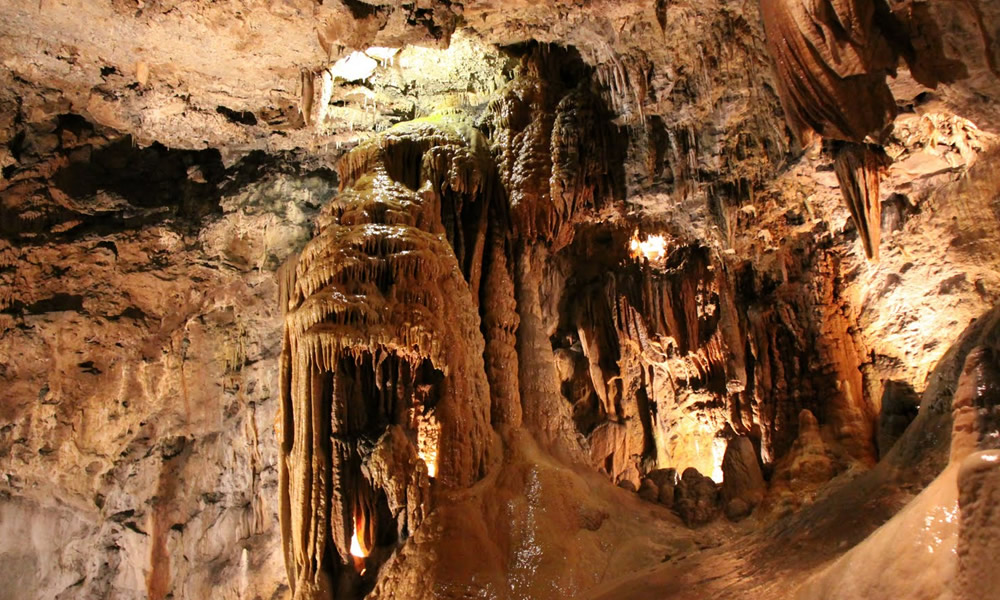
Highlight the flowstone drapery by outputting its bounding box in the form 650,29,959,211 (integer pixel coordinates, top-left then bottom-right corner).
759,0,959,261
277,116,499,599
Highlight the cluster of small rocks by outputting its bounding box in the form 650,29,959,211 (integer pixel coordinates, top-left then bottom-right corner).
623,435,767,526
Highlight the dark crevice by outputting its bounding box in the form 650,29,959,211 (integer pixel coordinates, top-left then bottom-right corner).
6,293,86,314
216,105,258,126
341,0,383,20
1,114,337,244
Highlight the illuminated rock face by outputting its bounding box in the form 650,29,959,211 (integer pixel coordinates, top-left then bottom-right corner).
758,0,963,261
2,1,1000,599
759,0,893,260
957,449,1000,600
950,347,1000,462
277,117,498,598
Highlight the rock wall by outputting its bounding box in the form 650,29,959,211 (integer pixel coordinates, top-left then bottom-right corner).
0,116,332,598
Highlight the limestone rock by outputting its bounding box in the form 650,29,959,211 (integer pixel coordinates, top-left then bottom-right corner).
637,478,660,503
834,142,888,260
673,467,719,526
658,482,676,508
646,468,678,488
720,436,765,520
644,469,679,507
278,116,498,597
725,498,752,521
759,0,898,145
877,380,920,459
957,450,1000,600
1,0,1000,598
765,410,838,513
786,411,837,486
950,346,1000,463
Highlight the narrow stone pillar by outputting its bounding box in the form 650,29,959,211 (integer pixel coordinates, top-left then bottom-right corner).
950,346,1000,463
956,450,1000,600
953,346,1000,599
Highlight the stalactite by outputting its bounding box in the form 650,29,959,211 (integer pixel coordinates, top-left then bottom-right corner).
553,229,863,482
594,53,649,126
834,142,888,260
758,0,918,261
759,0,899,145
278,114,497,599
486,44,624,251
552,236,736,484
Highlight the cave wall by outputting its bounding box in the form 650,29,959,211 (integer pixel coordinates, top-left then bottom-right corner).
0,115,331,599
1,0,1000,599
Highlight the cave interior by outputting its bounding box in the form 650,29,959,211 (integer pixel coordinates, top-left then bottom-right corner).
2,0,1000,599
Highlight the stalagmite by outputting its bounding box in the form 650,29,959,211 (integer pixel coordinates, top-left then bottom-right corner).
956,450,1000,600
720,436,765,520
950,346,1000,463
952,345,1000,598
482,227,523,428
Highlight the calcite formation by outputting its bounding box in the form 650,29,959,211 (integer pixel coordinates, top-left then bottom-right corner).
793,327,1000,600
759,0,899,145
832,142,889,260
278,116,498,598
720,436,766,520
758,0,964,260
486,43,624,251
956,449,1000,600
950,346,1000,462
2,0,1000,599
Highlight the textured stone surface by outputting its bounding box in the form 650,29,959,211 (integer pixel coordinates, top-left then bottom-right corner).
1,0,1000,599
673,467,719,526
720,436,765,520
950,346,1000,463
277,115,497,597
0,127,329,598
957,450,1000,600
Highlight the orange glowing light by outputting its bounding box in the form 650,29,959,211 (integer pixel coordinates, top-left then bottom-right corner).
350,531,367,558
417,413,440,479
629,230,668,263
418,449,438,478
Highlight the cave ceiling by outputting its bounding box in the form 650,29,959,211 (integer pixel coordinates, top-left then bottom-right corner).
3,0,997,216
0,0,782,177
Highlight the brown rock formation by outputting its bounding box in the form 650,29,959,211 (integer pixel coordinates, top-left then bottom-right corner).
950,346,1000,463
487,44,624,251
1,1,1000,599
278,116,498,597
758,0,962,260
674,467,720,526
766,410,838,513
720,436,766,520
956,449,1000,600
759,0,899,145
833,142,889,260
